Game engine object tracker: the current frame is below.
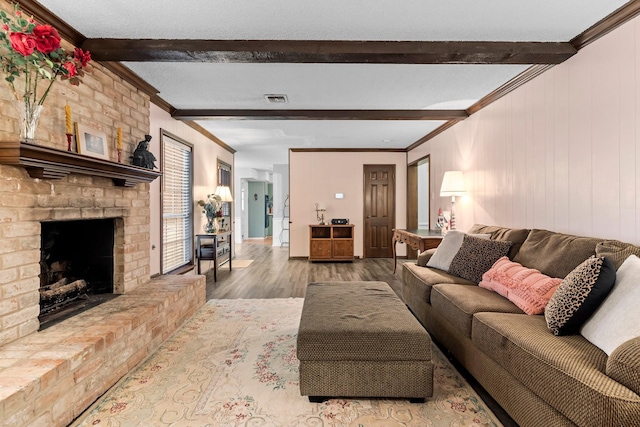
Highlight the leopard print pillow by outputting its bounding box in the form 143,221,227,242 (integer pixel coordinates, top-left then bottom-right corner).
545,256,616,336
448,235,512,283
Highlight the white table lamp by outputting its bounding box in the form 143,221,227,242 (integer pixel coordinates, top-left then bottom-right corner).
214,185,233,202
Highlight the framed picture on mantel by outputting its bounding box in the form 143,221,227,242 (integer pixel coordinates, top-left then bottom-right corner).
76,123,109,160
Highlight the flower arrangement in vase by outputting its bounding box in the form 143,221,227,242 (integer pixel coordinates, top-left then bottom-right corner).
0,3,91,142
197,194,223,233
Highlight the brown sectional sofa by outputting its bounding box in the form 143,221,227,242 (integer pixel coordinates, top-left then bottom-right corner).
401,225,640,427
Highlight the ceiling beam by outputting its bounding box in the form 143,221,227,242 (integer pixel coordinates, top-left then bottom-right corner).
171,109,467,121
81,39,576,65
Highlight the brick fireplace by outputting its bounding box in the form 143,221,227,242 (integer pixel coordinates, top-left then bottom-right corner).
0,155,205,427
0,159,155,346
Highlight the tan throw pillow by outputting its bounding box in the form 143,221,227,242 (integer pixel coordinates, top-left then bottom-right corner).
448,235,512,283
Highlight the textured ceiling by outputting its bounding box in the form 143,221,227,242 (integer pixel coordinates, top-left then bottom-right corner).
36,0,631,171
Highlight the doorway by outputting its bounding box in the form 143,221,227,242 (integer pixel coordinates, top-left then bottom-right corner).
406,156,430,259
363,164,395,258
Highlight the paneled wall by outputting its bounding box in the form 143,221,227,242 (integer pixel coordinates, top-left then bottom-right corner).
409,15,640,245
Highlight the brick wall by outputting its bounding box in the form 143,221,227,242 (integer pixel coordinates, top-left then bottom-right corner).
0,0,153,346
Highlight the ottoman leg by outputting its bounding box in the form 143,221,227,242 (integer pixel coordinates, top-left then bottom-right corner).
409,397,425,404
309,396,329,403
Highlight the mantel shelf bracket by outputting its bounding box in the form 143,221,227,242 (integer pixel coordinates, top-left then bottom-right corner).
0,141,161,187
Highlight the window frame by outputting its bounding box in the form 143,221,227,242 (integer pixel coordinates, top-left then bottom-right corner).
160,130,194,274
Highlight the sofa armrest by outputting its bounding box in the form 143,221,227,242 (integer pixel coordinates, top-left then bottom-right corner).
606,336,640,395
416,248,438,266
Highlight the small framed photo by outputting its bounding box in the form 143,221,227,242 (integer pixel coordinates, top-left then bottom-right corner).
76,123,109,160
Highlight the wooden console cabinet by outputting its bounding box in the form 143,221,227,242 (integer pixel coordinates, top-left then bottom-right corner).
195,231,232,281
309,224,354,262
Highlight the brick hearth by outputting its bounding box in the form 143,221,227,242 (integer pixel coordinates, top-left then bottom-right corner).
0,274,205,427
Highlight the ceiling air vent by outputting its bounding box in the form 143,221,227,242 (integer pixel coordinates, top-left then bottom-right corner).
265,94,288,103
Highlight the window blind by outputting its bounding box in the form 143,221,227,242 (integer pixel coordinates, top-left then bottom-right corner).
162,134,193,273
218,161,232,216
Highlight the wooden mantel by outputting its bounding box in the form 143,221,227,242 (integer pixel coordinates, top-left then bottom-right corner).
0,141,161,187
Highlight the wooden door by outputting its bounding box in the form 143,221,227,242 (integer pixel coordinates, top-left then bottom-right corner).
364,165,395,258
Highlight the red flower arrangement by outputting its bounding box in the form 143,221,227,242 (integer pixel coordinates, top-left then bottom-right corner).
0,3,91,107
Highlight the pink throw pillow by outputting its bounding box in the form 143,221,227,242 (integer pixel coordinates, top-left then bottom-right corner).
480,257,562,315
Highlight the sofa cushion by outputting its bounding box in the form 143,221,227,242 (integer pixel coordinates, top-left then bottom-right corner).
416,248,437,267
513,229,602,278
430,284,522,337
595,239,640,270
426,230,490,271
544,256,615,336
468,224,531,260
607,337,640,396
402,262,476,305
480,257,562,315
472,312,640,427
448,235,512,283
581,255,640,355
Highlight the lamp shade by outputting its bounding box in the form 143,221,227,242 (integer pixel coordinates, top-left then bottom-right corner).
440,171,466,197
214,185,233,202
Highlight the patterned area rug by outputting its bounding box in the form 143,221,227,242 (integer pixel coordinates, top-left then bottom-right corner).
73,299,502,427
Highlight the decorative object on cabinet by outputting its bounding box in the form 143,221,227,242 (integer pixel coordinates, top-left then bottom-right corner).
440,171,466,230
75,123,109,160
131,135,157,169
314,203,326,225
309,224,354,262
197,193,222,233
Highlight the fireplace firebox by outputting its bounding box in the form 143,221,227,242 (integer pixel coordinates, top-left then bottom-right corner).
39,218,117,329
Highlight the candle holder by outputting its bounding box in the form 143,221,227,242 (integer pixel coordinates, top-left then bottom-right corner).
65,133,72,151
117,149,122,163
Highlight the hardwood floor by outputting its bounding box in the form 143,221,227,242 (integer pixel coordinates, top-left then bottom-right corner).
205,239,406,300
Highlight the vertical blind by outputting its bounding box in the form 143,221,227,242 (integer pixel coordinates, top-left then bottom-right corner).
162,135,193,273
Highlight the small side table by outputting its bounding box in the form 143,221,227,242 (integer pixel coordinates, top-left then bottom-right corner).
392,229,443,273
195,231,232,281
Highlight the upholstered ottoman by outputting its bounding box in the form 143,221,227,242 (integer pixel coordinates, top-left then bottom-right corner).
297,281,433,402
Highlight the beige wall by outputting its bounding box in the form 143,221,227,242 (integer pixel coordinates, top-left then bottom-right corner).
149,104,234,275
289,151,407,257
409,14,640,246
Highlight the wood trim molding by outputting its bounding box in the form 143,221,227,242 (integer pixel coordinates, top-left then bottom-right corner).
81,39,576,65
571,0,640,49
291,148,406,153
100,63,160,98
16,0,85,46
406,120,462,152
407,64,554,150
172,109,468,121
182,122,236,154
466,64,554,115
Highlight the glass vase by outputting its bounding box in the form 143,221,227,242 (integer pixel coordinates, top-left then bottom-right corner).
204,217,217,234
13,100,43,143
